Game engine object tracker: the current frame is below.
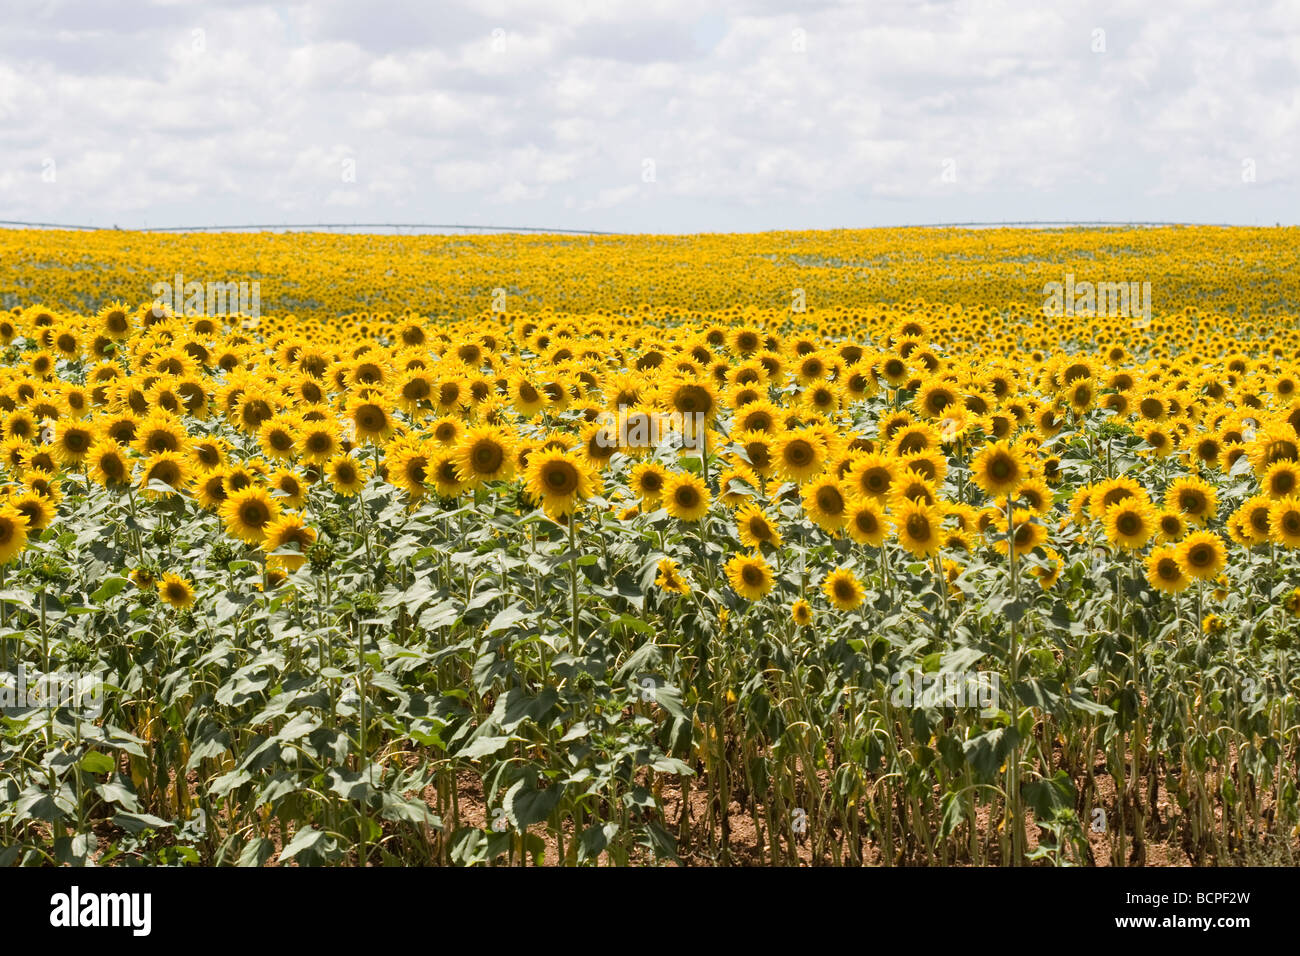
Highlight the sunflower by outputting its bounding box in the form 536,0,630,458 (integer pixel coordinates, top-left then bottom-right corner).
629,461,669,506
51,421,95,465
846,453,898,501
1013,476,1053,516
387,443,431,499
139,450,190,498
663,471,711,522
24,468,62,504
189,437,229,471
735,503,782,550
219,486,281,544
259,416,300,462
1229,495,1274,546
715,463,759,507
733,400,780,435
192,468,230,511
262,513,318,571
1163,475,1217,525
86,439,131,489
157,574,196,609
663,379,719,423
802,476,849,534
508,376,547,417
1090,476,1148,521
395,369,435,415
725,552,774,600
846,497,890,547
1028,548,1063,589
132,413,188,457
1146,546,1191,593
1176,530,1228,580
524,449,599,518
728,429,774,478
347,392,396,445
971,440,1026,498
1268,496,1300,548
1262,460,1300,499
0,504,30,563
424,449,468,499
1153,509,1188,544
97,301,133,339
894,499,943,558
4,409,36,442
654,557,691,595
578,421,620,470
774,428,826,483
997,509,1048,559
891,422,939,457
326,453,369,496
270,468,308,508
454,425,516,487
10,491,54,533
232,386,279,433
822,566,865,611
1103,499,1155,551
791,599,813,625
914,378,959,419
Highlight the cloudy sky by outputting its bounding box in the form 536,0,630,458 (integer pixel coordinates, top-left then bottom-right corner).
1,0,1296,232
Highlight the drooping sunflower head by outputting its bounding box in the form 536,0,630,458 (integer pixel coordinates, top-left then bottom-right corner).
654,557,691,596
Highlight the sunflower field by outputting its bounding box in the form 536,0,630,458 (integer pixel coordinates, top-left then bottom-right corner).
0,224,1298,867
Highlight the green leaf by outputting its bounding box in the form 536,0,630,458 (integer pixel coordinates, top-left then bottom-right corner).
457,735,511,760
1023,771,1076,822
78,751,116,775
114,812,176,834
504,778,561,828
90,576,130,602
237,837,275,868
279,826,326,862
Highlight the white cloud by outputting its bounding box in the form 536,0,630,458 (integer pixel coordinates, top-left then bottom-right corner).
0,0,1295,229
